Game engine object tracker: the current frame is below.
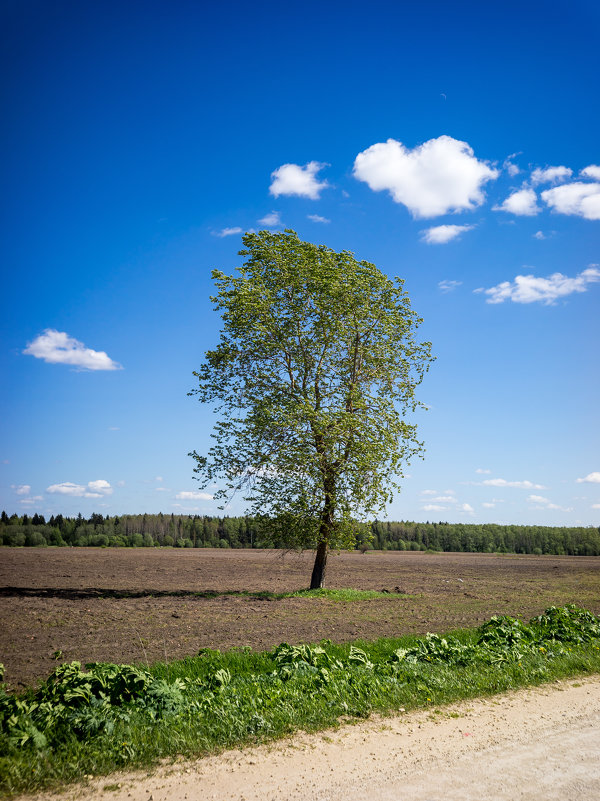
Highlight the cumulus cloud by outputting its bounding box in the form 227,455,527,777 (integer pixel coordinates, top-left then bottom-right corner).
494,187,540,216
422,504,446,512
475,265,600,305
24,330,122,371
438,279,462,293
269,161,329,199
420,489,438,496
541,182,600,220
581,165,600,180
533,231,546,240
307,214,330,223
212,227,243,238
353,135,498,218
12,484,31,495
461,503,475,513
531,166,572,185
175,490,214,500
421,224,474,244
577,472,600,484
47,479,114,498
258,211,282,226
481,478,546,489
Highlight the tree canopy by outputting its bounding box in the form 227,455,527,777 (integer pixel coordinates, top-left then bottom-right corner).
189,230,433,586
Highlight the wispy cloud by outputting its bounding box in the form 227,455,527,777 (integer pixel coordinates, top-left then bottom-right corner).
212,226,243,238
421,224,474,244
503,153,521,176
258,211,283,226
438,279,463,292
527,494,573,512
353,135,497,218
307,214,330,223
475,265,600,305
175,490,214,500
475,468,491,474
24,330,122,371
269,161,329,199
12,484,31,495
480,478,546,489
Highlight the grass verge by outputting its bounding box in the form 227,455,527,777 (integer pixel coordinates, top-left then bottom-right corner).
1,605,600,797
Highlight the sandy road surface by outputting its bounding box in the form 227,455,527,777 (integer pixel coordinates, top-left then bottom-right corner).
22,675,600,801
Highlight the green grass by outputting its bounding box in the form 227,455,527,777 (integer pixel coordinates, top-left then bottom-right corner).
284,587,409,601
1,605,599,798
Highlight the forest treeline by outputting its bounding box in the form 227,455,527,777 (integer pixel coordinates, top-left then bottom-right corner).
1,511,600,555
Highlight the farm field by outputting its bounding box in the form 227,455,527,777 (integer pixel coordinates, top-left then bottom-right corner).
1,547,599,690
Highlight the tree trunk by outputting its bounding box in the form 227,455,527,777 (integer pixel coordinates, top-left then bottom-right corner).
310,539,328,589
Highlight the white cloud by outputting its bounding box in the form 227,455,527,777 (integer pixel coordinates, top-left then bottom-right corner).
533,231,546,240
421,224,474,244
20,496,43,505
353,135,498,218
482,502,495,508
154,487,169,492
461,503,475,513
438,279,462,293
475,468,491,474
527,494,550,504
155,476,163,482
12,484,31,495
258,211,283,226
175,490,214,500
531,166,572,185
432,496,455,502
307,214,330,223
494,187,540,216
481,478,546,489
475,265,600,305
528,494,573,512
46,479,113,498
581,165,600,180
577,472,600,484
213,227,243,238
269,161,329,199
503,153,521,177
23,330,122,371
420,489,438,496
423,504,446,512
87,479,113,495
592,504,600,509
542,182,600,220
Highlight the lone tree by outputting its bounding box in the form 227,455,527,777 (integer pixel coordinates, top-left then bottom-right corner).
189,230,433,588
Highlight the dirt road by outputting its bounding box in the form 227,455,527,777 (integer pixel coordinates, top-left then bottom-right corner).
23,675,600,801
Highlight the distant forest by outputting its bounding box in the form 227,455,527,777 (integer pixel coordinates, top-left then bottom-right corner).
1,511,599,555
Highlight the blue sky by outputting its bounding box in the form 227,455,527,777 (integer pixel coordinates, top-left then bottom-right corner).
1,0,599,525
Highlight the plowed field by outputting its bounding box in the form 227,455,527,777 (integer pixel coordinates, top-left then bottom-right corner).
1,547,599,690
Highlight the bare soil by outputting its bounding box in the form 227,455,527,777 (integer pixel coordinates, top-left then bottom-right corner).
1,548,599,689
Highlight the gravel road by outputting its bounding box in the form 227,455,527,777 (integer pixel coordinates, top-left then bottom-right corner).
22,675,600,801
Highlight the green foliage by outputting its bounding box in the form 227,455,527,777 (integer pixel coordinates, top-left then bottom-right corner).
2,510,599,555
189,230,433,565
